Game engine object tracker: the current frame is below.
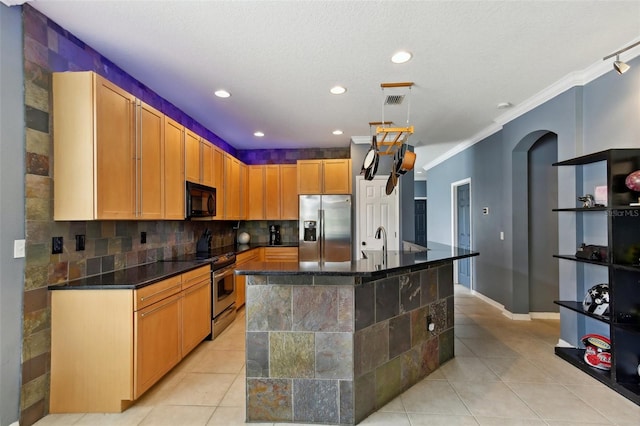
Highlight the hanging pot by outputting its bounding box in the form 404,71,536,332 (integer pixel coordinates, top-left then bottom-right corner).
385,160,399,195
394,143,407,174
398,150,416,175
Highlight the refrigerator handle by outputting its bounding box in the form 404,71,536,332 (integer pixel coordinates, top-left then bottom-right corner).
320,209,325,260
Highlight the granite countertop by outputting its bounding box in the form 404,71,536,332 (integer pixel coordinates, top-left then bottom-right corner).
48,242,300,291
236,241,478,277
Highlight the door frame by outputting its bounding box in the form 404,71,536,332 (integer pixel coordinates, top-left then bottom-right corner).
451,178,472,289
355,175,400,259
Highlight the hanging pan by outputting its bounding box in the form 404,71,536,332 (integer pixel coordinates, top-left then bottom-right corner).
385,159,399,195
362,134,379,180
396,144,416,175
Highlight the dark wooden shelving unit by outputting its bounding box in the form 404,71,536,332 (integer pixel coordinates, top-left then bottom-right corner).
553,148,640,407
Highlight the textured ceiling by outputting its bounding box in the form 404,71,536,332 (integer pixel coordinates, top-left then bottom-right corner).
24,0,640,175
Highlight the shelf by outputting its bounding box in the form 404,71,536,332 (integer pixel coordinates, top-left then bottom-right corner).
554,254,609,266
555,347,611,383
553,148,640,166
554,301,610,323
553,207,608,212
612,263,640,272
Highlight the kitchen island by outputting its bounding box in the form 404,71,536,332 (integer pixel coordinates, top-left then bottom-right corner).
235,242,478,424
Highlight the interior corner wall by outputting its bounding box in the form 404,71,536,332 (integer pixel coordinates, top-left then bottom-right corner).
0,3,26,425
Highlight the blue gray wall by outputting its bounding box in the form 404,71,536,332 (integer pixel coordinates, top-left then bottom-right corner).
0,3,25,425
427,56,640,346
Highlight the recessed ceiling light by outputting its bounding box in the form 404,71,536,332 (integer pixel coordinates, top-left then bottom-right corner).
214,89,231,98
330,86,347,95
332,130,343,135
391,51,412,64
254,131,264,137
497,102,512,109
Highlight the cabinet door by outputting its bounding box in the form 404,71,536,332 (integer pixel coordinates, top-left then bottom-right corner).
134,292,181,398
264,247,298,262
185,129,200,183
164,118,185,219
240,162,248,219
211,146,224,220
247,165,265,219
181,279,211,356
224,154,241,219
201,140,214,188
96,76,136,219
297,160,323,194
265,165,281,219
138,101,164,219
323,159,352,194
280,164,298,219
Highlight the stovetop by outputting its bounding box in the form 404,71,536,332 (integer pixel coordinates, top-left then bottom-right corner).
162,251,236,270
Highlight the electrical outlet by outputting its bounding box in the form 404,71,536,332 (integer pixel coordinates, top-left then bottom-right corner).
141,231,147,244
52,236,63,254
426,314,435,332
75,234,86,251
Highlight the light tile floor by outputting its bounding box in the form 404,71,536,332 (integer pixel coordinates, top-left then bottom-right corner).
35,286,640,425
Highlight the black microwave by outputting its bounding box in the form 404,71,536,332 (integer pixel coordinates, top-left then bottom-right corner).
186,181,216,218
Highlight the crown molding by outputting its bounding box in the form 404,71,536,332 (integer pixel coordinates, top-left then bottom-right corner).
0,0,28,6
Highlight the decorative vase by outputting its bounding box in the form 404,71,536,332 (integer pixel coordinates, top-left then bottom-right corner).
238,232,250,244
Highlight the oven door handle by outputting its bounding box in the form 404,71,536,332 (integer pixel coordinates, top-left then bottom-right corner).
215,265,235,279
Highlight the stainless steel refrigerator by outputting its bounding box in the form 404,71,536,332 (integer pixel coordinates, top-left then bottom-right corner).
299,195,352,262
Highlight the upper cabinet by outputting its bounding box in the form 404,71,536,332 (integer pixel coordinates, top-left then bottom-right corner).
53,71,167,220
211,145,225,220
163,118,185,219
223,153,242,220
247,164,298,220
297,159,351,194
185,131,215,188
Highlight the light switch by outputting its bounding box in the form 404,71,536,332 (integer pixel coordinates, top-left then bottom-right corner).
500,231,504,240
14,239,25,258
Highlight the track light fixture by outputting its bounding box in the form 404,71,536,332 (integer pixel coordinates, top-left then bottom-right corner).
603,40,640,75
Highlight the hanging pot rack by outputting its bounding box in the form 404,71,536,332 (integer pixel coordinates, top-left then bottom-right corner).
375,82,414,156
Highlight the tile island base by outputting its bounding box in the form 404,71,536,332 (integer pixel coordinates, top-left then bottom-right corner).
239,248,474,424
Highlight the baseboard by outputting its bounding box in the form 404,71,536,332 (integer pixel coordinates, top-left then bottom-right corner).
556,338,574,348
470,289,558,321
530,312,560,320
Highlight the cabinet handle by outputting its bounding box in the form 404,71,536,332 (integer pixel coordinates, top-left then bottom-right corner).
139,283,181,302
140,295,178,317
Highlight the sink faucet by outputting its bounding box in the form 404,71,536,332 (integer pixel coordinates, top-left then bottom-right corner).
374,226,387,262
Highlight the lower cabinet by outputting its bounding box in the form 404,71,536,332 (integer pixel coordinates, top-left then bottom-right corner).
235,248,263,309
263,246,298,262
50,265,211,413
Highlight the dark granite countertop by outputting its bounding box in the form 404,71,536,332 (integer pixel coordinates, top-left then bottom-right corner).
48,242,300,291
47,260,210,290
236,241,478,278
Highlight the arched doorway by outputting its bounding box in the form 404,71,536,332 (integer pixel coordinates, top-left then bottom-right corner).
511,130,559,315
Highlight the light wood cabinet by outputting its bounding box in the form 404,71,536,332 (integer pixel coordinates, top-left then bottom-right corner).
263,246,298,262
50,265,211,413
235,248,262,309
247,164,298,220
265,165,281,218
164,118,185,219
53,71,171,220
212,146,225,220
181,267,212,355
239,162,248,219
134,291,181,398
297,158,351,194
280,164,298,219
247,165,266,219
137,101,164,219
224,153,242,220
185,131,215,188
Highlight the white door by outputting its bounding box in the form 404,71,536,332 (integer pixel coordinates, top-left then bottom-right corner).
356,176,399,259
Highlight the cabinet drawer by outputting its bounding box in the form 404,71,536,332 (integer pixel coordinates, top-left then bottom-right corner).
264,247,298,262
237,248,260,264
181,265,211,291
135,275,182,310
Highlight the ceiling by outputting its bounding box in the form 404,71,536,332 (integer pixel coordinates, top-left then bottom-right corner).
16,1,640,176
